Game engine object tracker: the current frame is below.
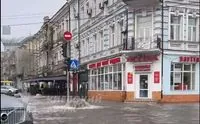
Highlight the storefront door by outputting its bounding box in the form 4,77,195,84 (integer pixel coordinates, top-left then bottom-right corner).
136,74,150,99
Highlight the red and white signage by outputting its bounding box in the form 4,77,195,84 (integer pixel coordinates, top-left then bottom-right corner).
180,56,200,63
64,31,72,41
154,71,160,83
88,57,121,69
127,72,133,84
127,54,158,62
135,65,151,72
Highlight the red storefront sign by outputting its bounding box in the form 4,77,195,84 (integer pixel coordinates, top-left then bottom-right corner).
101,60,109,66
127,72,133,84
127,55,158,62
88,57,121,69
180,56,200,63
88,63,96,69
97,62,101,68
154,71,160,83
135,65,151,71
110,57,121,64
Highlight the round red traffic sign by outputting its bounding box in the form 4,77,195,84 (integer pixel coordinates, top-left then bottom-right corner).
64,31,72,41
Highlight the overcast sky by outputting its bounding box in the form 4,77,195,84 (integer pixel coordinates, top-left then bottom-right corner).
1,0,66,39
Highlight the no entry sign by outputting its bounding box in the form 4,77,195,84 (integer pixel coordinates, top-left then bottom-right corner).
64,31,72,41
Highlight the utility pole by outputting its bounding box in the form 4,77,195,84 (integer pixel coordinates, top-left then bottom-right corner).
77,0,81,98
65,1,71,103
77,0,81,62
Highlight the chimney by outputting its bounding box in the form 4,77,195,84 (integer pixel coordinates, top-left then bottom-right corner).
43,16,50,23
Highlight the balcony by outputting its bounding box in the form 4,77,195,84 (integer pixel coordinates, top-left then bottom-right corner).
122,0,160,8
167,40,199,52
134,37,158,50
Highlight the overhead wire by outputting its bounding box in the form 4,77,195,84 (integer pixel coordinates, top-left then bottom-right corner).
1,12,55,18
1,12,117,27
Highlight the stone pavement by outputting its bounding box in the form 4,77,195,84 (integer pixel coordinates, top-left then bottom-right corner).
20,94,199,124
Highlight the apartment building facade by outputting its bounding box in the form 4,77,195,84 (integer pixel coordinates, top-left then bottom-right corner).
23,3,73,94
70,0,199,102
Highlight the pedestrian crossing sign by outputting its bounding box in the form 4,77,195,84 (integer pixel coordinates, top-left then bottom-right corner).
69,59,80,71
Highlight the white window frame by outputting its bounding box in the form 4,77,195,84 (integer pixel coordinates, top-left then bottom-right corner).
169,12,184,41
88,63,124,91
100,30,104,51
86,37,89,55
93,34,97,53
109,25,115,48
135,13,153,41
186,14,199,42
170,63,195,91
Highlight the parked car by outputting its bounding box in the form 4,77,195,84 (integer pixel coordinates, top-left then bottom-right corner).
1,85,19,95
1,94,33,124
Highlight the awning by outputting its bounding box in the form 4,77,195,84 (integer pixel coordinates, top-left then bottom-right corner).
24,76,67,82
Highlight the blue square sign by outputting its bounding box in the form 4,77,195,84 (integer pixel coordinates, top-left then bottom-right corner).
69,59,80,70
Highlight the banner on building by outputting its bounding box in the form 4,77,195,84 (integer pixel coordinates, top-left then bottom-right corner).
154,71,160,83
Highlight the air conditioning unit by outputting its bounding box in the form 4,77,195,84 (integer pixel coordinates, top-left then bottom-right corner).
104,0,108,4
87,8,92,16
99,2,104,10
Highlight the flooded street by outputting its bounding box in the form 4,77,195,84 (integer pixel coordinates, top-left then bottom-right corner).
21,95,199,124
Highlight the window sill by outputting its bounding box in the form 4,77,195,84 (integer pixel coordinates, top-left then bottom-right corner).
88,90,123,92
168,90,198,95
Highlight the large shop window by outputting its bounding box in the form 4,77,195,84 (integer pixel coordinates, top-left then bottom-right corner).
170,63,195,91
89,64,124,91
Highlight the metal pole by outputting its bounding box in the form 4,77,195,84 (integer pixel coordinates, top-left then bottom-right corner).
67,4,71,103
78,0,81,62
77,0,81,98
161,0,164,99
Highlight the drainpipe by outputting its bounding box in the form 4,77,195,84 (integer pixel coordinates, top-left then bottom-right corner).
126,8,129,50
161,0,164,99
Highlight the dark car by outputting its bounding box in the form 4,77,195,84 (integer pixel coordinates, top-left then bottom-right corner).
1,94,33,124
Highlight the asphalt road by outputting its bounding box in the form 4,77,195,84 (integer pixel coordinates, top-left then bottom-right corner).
20,95,199,124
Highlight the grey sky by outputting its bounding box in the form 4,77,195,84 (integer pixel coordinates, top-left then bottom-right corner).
1,0,66,39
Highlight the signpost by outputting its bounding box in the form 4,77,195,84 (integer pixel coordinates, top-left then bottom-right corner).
69,59,80,71
63,31,72,103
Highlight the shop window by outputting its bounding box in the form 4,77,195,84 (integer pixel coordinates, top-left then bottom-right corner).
170,63,195,91
88,63,124,91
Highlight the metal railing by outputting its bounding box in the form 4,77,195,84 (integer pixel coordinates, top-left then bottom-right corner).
1,107,26,124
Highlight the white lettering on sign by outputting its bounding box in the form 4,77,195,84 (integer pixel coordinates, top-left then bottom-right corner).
65,34,71,37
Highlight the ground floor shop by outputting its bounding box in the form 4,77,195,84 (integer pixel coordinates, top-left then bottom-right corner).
87,52,200,102
87,51,162,102
162,54,200,102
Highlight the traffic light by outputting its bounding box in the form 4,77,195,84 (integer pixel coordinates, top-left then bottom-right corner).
64,57,71,70
61,43,67,57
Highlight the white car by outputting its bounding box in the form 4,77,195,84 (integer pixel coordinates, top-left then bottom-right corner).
1,85,19,95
